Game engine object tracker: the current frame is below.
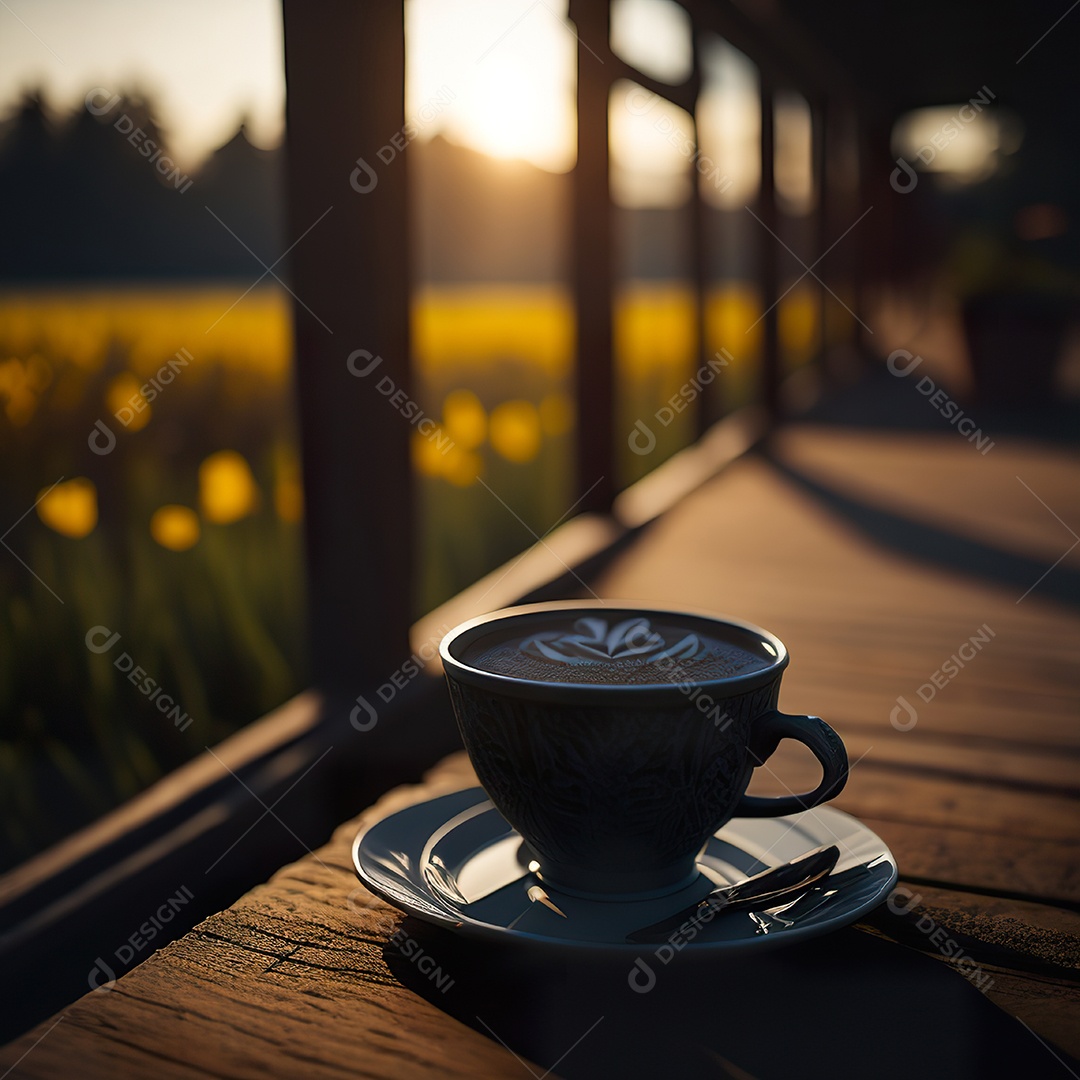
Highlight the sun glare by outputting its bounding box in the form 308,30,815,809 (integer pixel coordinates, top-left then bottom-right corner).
406,0,576,172
611,0,692,84
697,37,761,209
610,80,695,208
458,52,573,166
0,0,742,178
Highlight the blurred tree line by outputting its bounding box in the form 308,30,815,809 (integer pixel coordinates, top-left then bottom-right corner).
0,92,283,280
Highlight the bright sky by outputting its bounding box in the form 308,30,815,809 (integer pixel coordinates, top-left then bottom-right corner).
406,0,577,172
0,0,778,205
0,0,285,168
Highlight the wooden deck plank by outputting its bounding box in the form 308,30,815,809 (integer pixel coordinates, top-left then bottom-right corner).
773,428,1080,567
595,441,1080,754
4,751,1079,1075
594,430,1080,913
824,729,1080,794
748,741,1080,843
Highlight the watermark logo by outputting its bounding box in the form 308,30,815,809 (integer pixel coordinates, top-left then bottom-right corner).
347,887,455,993
350,627,452,731
85,625,194,731
351,87,456,195
346,349,382,378
890,158,919,194
88,348,192,455
890,624,995,730
87,955,118,992
625,85,659,118
890,87,996,194
88,419,117,456
623,88,733,194
890,695,919,732
347,349,454,457
85,88,122,117
350,695,379,732
628,889,736,994
88,885,195,991
653,651,735,729
886,348,923,378
628,350,730,456
886,350,994,455
350,157,379,195
85,88,194,193
628,419,656,456
885,886,995,992
628,956,657,993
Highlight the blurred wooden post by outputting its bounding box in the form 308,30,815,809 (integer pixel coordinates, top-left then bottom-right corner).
824,101,861,369
691,71,714,438
569,0,616,508
282,0,412,691
812,96,830,382
758,75,781,415
855,112,885,350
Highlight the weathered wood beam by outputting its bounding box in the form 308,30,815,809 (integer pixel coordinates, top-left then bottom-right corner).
570,0,616,507
282,0,412,688
758,74,781,416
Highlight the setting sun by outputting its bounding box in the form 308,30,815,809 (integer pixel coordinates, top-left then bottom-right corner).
406,0,576,172
457,52,574,167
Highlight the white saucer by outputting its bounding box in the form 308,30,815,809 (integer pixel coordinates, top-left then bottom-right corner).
351,787,897,955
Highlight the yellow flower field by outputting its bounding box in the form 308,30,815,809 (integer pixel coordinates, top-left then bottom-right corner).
0,277,817,867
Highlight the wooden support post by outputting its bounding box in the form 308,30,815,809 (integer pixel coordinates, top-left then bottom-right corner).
812,96,830,382
691,106,715,437
758,75,781,416
826,100,862,368
569,0,616,507
282,0,412,691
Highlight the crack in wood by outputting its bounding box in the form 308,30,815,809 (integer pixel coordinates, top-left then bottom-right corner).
262,946,301,975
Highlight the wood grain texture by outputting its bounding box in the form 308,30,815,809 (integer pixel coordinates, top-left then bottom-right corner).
594,425,1080,1058
596,433,1080,753
0,756,528,1080
4,426,1079,1076
4,749,1078,1076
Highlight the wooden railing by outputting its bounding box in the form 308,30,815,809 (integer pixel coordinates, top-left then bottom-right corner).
570,0,864,499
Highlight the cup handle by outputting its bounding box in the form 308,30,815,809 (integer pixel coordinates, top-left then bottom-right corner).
734,710,849,818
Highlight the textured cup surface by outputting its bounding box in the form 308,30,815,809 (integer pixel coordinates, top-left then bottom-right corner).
440,602,838,896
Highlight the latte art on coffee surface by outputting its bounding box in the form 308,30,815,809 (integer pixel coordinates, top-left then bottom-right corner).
521,617,702,665
465,615,774,686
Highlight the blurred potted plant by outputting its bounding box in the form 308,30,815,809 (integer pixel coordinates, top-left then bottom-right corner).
949,225,1080,405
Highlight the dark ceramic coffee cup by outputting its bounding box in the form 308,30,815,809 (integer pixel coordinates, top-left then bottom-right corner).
440,601,848,898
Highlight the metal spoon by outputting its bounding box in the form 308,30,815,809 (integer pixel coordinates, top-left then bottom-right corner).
625,844,841,943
